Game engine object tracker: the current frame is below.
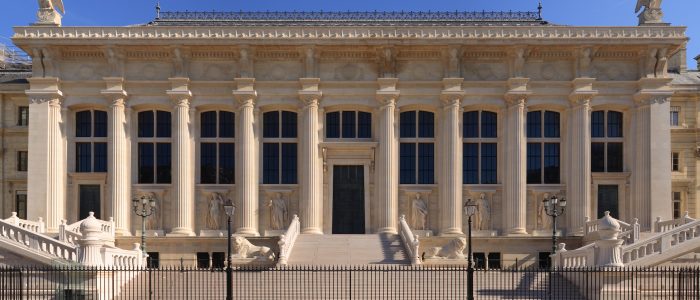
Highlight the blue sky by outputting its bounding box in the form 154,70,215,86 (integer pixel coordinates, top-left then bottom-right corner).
2,0,699,68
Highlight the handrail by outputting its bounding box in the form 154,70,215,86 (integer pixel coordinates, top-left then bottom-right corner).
399,215,421,265
584,216,639,244
59,213,115,246
654,212,695,233
622,217,700,265
551,243,595,268
102,243,145,268
277,215,300,266
4,212,45,234
0,218,77,262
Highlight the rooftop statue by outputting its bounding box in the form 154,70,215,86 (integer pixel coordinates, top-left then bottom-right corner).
36,0,65,26
635,0,664,25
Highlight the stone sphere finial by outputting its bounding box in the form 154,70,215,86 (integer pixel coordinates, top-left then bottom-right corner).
79,211,102,236
598,211,621,240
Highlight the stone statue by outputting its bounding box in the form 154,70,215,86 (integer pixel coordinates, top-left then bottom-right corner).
447,46,461,77
206,193,225,230
636,0,663,25
513,48,526,77
475,193,491,231
104,47,125,77
304,47,316,78
655,47,668,78
411,193,428,230
378,47,396,78
267,193,288,230
239,47,252,78
172,48,189,77
422,237,466,260
579,48,593,77
37,0,64,25
538,197,552,230
232,236,276,261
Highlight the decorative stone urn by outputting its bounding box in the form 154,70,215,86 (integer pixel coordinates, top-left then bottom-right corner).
78,212,104,266
595,211,624,267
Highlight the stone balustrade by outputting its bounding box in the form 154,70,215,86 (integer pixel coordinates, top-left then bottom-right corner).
102,243,145,268
59,213,115,246
277,215,300,266
4,212,45,233
399,215,421,265
623,218,700,265
654,211,695,233
584,215,639,245
552,243,595,268
0,217,77,263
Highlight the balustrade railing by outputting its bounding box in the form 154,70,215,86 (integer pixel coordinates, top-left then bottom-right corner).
3,212,45,233
0,218,77,263
584,216,639,244
277,215,300,266
399,215,421,265
59,212,115,246
102,243,145,268
552,243,595,268
654,212,695,233
623,218,700,265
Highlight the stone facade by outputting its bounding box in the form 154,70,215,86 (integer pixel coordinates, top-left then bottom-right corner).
2,10,697,264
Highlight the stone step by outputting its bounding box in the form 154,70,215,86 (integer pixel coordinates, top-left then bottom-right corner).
288,234,409,265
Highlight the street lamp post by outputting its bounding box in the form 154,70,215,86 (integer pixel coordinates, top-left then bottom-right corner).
463,199,479,300
224,201,236,300
542,195,567,268
132,195,157,253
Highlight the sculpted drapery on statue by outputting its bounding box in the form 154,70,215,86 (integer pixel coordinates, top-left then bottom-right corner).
268,193,289,230
412,193,428,230
36,0,64,25
636,0,664,25
206,192,225,230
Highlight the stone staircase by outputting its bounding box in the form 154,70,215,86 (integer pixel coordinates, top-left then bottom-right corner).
286,234,408,265
0,214,77,265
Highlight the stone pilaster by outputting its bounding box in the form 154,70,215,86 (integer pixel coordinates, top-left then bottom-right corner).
439,78,464,236
26,77,65,233
375,78,400,234
233,78,260,236
567,78,597,236
503,78,530,236
166,78,195,236
299,78,323,234
632,78,673,230
101,77,130,236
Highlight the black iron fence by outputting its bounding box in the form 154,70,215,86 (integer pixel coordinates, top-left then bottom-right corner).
0,265,699,299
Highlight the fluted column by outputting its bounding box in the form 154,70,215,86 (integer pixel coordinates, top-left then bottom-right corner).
504,78,530,235
26,77,65,233
167,78,195,236
299,78,323,234
376,78,400,234
233,78,260,236
102,77,130,236
439,78,464,236
567,78,596,236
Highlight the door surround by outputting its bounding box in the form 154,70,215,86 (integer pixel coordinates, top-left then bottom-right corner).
325,159,371,234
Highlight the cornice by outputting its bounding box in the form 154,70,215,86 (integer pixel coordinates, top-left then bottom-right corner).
12,26,687,45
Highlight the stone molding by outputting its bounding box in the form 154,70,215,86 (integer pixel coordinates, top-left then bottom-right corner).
13,26,686,42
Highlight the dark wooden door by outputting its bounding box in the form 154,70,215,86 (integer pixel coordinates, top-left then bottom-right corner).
79,185,101,219
332,166,365,234
597,185,619,218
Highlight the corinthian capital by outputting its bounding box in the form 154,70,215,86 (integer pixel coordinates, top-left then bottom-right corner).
299,92,322,108
504,94,528,107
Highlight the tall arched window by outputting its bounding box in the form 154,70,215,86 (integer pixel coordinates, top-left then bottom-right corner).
399,110,435,184
137,110,172,184
75,110,108,173
262,111,297,184
325,111,372,139
526,110,560,184
463,110,497,184
200,111,235,184
591,110,623,172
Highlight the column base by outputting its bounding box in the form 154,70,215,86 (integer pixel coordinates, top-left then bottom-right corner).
376,227,398,235
166,228,196,237
115,228,132,237
234,227,260,237
301,228,323,235
505,228,529,236
439,228,464,236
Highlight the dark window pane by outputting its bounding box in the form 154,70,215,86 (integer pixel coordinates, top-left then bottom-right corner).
263,143,279,184
138,111,154,138
399,143,416,184
196,252,210,269
463,143,479,184
488,253,502,269
18,106,29,126
527,111,542,138
341,111,356,138
418,111,435,138
200,111,217,138
607,143,623,172
591,143,605,172
281,111,297,138
464,111,479,138
219,111,235,138
326,112,340,138
481,143,497,184
93,143,107,172
76,142,92,172
17,151,28,172
76,111,92,137
400,111,416,138
156,143,171,184
527,143,542,184
358,111,372,138
200,143,217,184
670,111,679,127
219,143,235,184
481,111,498,138
15,194,27,219
156,111,171,138
591,111,605,138
543,143,560,184
263,111,279,138
138,143,154,183
418,143,434,184
474,253,487,269
94,111,107,137
281,143,297,184
544,111,560,138
608,111,623,138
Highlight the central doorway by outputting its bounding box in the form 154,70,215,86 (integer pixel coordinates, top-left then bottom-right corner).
79,185,101,220
332,166,365,234
597,185,619,219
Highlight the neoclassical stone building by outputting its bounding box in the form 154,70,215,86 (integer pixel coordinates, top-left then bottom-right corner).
2,7,698,264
